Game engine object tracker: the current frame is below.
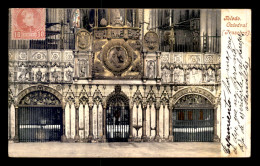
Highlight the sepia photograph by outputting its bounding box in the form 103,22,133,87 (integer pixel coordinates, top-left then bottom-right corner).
8,8,251,158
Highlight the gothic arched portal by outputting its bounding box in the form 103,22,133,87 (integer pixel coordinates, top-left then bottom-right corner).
106,87,130,142
18,90,63,142
172,94,214,142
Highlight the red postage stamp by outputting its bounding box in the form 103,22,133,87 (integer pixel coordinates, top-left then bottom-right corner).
11,8,46,40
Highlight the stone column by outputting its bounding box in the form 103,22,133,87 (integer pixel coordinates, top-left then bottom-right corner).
13,106,19,143
200,9,207,52
8,102,11,140
142,51,148,82
108,9,111,26
213,106,220,142
156,51,161,83
124,9,127,26
102,106,106,142
128,101,133,142
155,102,160,142
141,102,147,142
168,104,174,141
61,104,67,142
95,9,98,28
74,104,80,142
143,9,151,34
133,9,135,27
88,104,94,142
136,9,139,28
74,55,79,79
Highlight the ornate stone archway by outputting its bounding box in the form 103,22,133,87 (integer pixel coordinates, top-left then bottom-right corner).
17,85,63,107
105,85,130,142
171,86,218,142
172,87,215,106
14,85,65,142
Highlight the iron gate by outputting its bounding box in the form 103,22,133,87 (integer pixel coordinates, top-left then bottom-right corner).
106,94,130,142
172,94,214,142
18,106,62,142
173,109,214,142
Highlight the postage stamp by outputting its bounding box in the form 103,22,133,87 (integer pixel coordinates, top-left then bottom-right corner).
11,8,46,40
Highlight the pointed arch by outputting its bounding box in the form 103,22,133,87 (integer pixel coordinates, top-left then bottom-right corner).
105,86,129,108
78,85,89,105
146,87,156,106
132,88,143,106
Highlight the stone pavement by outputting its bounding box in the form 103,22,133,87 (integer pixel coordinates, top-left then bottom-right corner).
8,141,222,158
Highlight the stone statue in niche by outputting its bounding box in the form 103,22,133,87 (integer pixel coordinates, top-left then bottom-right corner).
44,72,50,82
192,31,200,52
162,69,170,83
78,59,88,77
185,70,190,84
207,68,215,82
18,68,27,81
111,9,124,26
100,18,107,27
190,68,201,84
18,67,32,81
52,69,59,82
202,69,207,83
66,70,73,82
147,60,155,78
164,28,175,52
174,68,183,84
36,69,42,82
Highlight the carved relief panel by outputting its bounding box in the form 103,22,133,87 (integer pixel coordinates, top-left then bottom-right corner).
11,50,74,84
93,39,142,79
78,58,89,78
75,29,91,51
160,52,220,84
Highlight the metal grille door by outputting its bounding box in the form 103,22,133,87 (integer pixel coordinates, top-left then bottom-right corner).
106,105,130,142
18,106,62,142
173,109,214,142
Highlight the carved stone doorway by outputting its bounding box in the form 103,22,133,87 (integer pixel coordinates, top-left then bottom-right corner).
18,91,63,142
173,94,214,142
106,88,130,142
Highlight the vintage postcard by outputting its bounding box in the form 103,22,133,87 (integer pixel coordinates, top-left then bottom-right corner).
8,8,251,158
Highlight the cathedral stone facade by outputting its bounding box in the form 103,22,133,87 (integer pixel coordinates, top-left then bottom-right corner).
8,9,221,143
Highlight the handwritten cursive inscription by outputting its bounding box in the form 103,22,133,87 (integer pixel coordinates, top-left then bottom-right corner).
221,30,249,156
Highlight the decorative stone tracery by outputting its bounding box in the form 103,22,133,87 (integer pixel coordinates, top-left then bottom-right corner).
17,85,63,107
172,87,215,105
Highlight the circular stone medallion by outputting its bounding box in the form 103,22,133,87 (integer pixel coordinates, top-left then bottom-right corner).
103,45,132,74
